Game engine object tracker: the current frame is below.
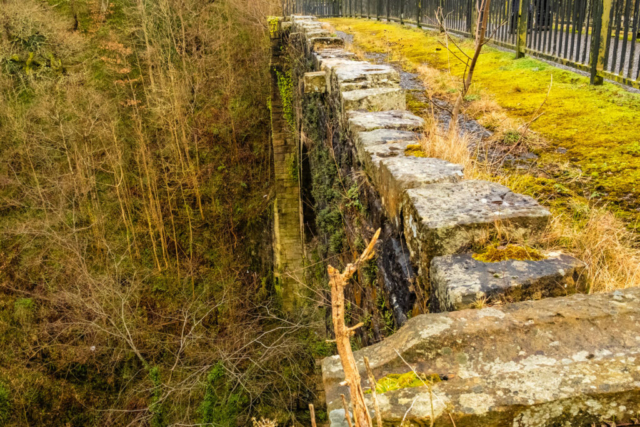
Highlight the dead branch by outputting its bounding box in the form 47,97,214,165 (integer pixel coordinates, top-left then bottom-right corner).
329,228,381,427
364,357,383,427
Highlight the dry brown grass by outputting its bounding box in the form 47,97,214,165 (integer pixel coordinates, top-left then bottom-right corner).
418,114,640,294
418,119,480,179
542,210,640,293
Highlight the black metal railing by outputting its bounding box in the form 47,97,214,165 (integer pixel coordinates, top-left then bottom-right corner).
285,0,640,88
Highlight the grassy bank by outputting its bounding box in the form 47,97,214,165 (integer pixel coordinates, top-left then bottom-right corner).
323,18,640,229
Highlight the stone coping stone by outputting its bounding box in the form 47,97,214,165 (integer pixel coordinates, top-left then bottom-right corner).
347,110,425,133
331,62,400,92
308,37,344,52
291,15,317,23
317,57,358,73
430,252,588,312
304,71,328,93
340,87,406,111
403,180,550,270
312,50,357,71
353,129,463,222
305,29,331,37
322,287,640,426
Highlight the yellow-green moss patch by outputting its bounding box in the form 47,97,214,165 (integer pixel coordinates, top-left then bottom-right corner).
365,371,441,394
473,244,547,263
404,143,426,157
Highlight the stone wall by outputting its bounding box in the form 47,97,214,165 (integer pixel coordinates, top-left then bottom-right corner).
273,16,640,426
270,24,305,310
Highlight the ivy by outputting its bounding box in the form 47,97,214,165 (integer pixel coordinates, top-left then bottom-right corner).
276,69,294,130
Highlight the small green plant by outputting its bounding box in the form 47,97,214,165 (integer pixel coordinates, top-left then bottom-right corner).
149,367,165,427
14,298,34,325
503,130,521,145
286,152,298,181
345,184,362,211
0,382,10,424
276,69,294,130
199,362,247,426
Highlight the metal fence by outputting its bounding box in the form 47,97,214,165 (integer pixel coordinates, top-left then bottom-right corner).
284,0,640,88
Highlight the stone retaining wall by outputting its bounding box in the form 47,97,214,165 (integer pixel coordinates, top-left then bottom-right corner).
271,15,640,426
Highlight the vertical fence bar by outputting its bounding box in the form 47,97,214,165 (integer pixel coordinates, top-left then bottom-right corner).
517,0,531,55
618,0,631,74
401,0,405,23
628,0,640,78
591,0,614,83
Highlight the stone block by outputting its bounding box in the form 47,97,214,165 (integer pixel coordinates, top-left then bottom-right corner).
331,62,400,92
304,71,327,94
340,87,406,111
322,287,640,426
430,252,588,312
353,130,463,222
402,180,550,274
347,110,425,133
291,15,317,23
308,37,344,52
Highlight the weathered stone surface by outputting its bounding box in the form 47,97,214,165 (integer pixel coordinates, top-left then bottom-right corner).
347,110,425,133
291,15,316,23
353,129,463,221
304,71,327,93
340,87,406,111
403,181,550,275
305,29,331,38
322,287,640,426
331,62,400,92
431,252,588,312
308,37,344,52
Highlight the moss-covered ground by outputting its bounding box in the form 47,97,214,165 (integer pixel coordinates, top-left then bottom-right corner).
322,18,640,230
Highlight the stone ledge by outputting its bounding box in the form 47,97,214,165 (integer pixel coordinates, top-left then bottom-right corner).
430,252,588,312
353,129,463,221
402,180,550,272
347,110,425,133
304,71,328,93
331,62,400,92
308,37,344,52
322,287,640,426
340,87,406,111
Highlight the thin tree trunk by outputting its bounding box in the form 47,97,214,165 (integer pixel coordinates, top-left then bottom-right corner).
451,0,492,130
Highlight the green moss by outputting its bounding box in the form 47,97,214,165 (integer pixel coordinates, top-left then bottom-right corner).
365,371,441,394
276,69,294,130
286,152,298,181
267,16,280,37
473,244,546,263
404,143,426,157
323,18,640,227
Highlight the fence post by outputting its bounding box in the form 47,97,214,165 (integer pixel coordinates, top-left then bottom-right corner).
515,0,530,58
591,0,614,84
387,0,390,21
470,0,478,36
417,0,422,27
401,0,405,23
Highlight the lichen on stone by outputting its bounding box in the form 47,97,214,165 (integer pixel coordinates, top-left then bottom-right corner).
473,244,546,263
